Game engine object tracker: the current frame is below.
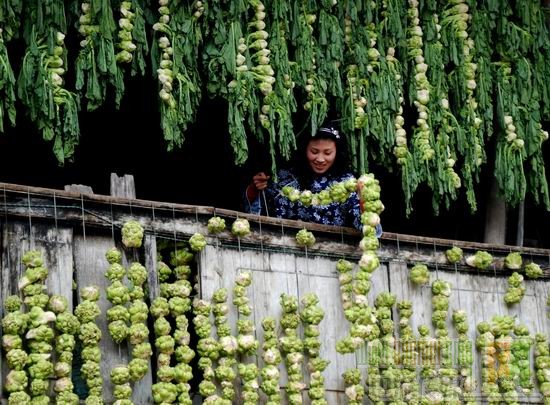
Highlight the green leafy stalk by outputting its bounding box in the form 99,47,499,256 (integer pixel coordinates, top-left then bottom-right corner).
75,0,118,111
0,28,16,133
17,24,80,165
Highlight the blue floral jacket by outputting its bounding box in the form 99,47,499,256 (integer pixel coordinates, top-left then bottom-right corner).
244,169,382,235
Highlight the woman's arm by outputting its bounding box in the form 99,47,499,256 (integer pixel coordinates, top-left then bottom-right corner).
244,172,271,215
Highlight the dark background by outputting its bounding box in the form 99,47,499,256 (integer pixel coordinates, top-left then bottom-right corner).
1,68,549,248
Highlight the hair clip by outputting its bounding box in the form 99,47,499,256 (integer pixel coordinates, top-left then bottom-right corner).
319,126,340,139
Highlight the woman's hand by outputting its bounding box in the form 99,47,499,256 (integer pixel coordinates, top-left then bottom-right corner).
252,172,270,191
247,172,270,201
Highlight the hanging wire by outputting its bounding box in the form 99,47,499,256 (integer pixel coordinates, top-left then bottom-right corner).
172,206,177,264
110,203,116,245
53,192,60,276
433,241,439,280
304,245,311,293
27,188,34,250
257,212,266,270
80,195,87,281
280,221,294,298
491,257,503,316
53,192,58,231
3,186,12,287
453,261,462,309
261,190,269,217
194,206,202,297
236,213,243,271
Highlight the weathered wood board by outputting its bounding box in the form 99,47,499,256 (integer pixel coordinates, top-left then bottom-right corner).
0,178,550,404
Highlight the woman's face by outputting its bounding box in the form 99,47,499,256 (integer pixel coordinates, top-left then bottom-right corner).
306,138,337,175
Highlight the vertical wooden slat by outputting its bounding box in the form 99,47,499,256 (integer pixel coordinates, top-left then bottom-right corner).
121,246,154,405
73,234,129,403
144,235,159,301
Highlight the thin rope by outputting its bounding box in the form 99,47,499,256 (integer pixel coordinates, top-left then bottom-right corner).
454,262,462,309
53,192,60,275
258,213,266,270
110,203,116,245
172,206,177,265
433,241,439,280
80,195,87,281
261,190,270,217
27,188,33,250
3,186,12,289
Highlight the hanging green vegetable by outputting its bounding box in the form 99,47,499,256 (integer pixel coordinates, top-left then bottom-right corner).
494,62,526,207
153,0,203,151
407,0,436,178
0,0,22,41
0,28,16,133
17,30,80,165
292,4,328,136
113,0,149,107
75,0,118,111
225,22,259,165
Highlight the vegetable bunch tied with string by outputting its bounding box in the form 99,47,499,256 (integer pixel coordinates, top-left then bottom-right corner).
279,294,305,404
75,286,104,403
260,317,282,403
300,294,329,403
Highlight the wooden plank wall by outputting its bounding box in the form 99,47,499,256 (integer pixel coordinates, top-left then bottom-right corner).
0,214,549,403
200,244,550,403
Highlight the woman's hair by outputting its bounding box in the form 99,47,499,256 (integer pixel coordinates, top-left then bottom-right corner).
291,122,351,188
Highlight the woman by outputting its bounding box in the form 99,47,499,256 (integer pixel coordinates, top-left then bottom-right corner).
245,125,382,234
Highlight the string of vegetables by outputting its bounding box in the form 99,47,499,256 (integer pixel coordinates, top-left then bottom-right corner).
113,0,149,107
246,0,280,175
18,252,55,404
492,316,516,403
50,295,80,404
375,292,399,403
534,333,550,403
211,287,236,403
225,22,259,165
0,28,16,134
75,286,104,403
260,317,281,403
163,258,195,404
300,293,329,404
452,309,476,404
317,3,343,99
193,298,219,400
387,46,418,214
342,368,365,404
279,293,305,404
17,24,80,165
75,0,118,111
152,0,203,151
291,2,328,137
0,0,22,42
407,0,436,185
2,295,31,404
512,324,534,396
433,280,458,403
255,0,298,174
398,300,421,403
417,324,439,403
338,5,369,173
151,293,179,403
423,11,461,213
494,61,526,208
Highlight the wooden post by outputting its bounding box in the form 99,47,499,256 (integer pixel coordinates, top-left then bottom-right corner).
484,178,506,244
516,200,524,247
110,173,136,199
